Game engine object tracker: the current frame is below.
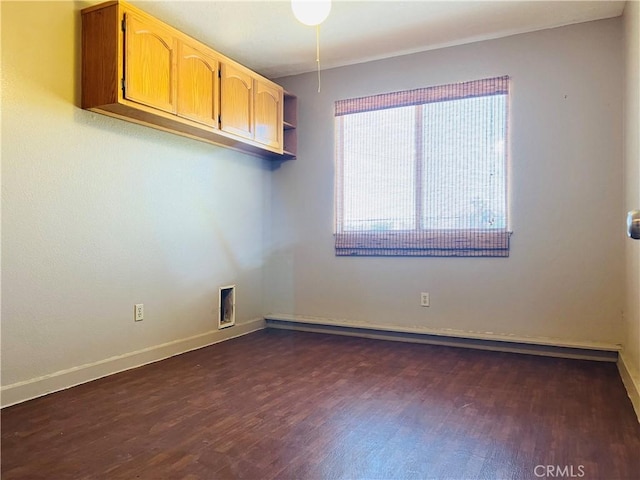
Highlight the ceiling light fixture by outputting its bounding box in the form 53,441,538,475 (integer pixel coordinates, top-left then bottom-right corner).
291,0,332,92
291,0,331,26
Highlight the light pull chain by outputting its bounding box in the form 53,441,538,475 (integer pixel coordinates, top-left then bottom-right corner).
316,24,321,93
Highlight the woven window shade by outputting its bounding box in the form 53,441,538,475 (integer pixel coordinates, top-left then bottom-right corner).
335,76,510,257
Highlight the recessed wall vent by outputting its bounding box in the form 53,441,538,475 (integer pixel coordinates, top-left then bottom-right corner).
218,285,236,329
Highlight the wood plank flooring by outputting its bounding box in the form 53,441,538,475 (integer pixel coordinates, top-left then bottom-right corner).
2,329,640,480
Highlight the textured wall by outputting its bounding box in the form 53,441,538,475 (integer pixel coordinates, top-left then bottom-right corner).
1,2,270,387
269,18,625,345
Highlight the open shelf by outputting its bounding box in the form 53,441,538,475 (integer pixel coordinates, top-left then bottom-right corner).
283,91,298,159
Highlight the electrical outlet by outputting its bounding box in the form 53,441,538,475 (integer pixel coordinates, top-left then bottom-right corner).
420,292,430,307
134,304,144,322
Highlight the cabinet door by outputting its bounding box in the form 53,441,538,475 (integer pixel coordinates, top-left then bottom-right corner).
220,63,253,140
254,80,283,151
177,42,219,128
124,11,176,114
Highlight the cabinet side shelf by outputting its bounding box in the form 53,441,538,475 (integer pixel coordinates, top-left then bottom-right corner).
282,91,298,159
283,91,298,127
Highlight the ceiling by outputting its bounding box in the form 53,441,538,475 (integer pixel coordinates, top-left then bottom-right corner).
131,1,627,79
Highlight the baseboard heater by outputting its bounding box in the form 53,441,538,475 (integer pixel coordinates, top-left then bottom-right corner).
264,316,619,362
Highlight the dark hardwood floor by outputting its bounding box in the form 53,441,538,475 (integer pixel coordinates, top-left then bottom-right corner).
2,329,639,480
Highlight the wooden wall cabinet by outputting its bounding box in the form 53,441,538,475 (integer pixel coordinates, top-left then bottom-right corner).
82,0,288,158
124,10,177,114
220,63,254,140
177,42,219,129
255,80,283,151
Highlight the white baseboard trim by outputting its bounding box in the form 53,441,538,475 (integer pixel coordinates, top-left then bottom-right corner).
265,314,620,362
1,318,265,408
618,352,640,423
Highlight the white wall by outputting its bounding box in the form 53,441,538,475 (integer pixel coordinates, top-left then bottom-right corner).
1,2,270,405
269,18,625,346
622,0,640,417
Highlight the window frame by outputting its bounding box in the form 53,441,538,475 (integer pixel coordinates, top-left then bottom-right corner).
334,76,511,257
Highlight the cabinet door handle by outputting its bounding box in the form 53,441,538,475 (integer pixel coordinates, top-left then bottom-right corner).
628,210,640,239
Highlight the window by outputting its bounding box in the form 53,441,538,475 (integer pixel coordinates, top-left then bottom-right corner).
334,76,511,257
